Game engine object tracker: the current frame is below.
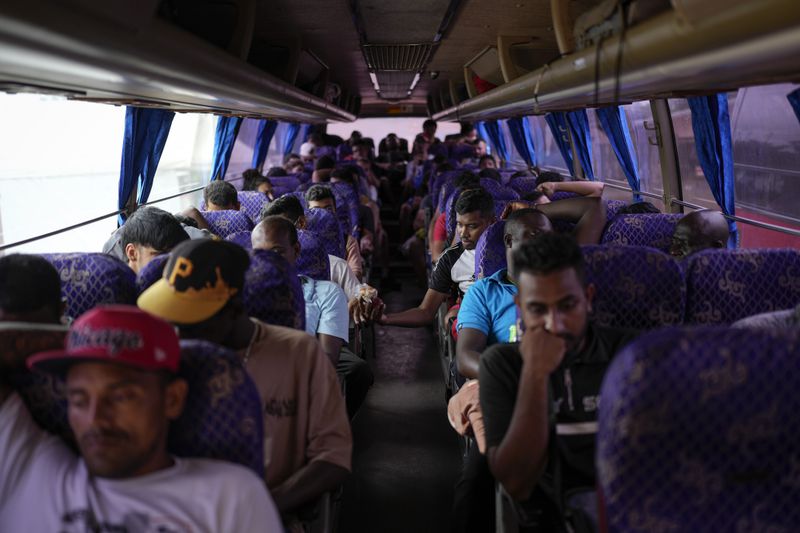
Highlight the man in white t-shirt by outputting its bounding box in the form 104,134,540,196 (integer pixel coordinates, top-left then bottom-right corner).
0,304,282,532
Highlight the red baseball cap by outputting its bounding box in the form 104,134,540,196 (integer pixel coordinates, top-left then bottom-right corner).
27,305,180,376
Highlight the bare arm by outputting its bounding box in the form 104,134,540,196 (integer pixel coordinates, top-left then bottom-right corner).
381,289,448,327
536,197,607,245
270,460,350,513
539,180,605,198
455,328,487,380
317,334,344,366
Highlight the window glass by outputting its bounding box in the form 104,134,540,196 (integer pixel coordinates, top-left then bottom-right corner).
526,115,569,175
224,118,260,182
146,113,216,215
327,117,460,151
0,94,124,253
499,120,528,170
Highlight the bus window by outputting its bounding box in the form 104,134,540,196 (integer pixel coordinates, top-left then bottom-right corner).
526,115,570,175
499,120,529,170
145,113,215,215
327,117,459,149
0,94,124,253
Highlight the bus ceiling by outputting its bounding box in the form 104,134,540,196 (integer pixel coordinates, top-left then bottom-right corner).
0,0,798,122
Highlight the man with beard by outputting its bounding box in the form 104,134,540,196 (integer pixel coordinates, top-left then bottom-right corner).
480,232,638,531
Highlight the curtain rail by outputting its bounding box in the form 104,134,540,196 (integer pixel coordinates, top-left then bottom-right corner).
0,175,245,252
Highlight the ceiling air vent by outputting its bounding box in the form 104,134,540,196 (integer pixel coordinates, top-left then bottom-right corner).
362,43,434,71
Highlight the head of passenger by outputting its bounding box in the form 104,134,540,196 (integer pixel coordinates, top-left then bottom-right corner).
460,121,477,142
284,153,302,168
617,201,661,215
306,185,337,213
28,306,188,479
251,216,300,266
422,119,437,140
313,155,336,182
331,166,357,185
454,170,480,190
261,194,306,229
241,168,265,191
348,130,362,146
535,171,568,188
522,190,551,205
308,133,323,148
266,166,287,178
475,140,488,157
479,155,497,170
120,206,190,274
455,188,495,250
0,254,64,323
353,140,372,160
504,208,553,280
513,232,594,352
137,239,250,346
287,159,305,174
203,180,240,211
478,168,501,182
670,210,730,259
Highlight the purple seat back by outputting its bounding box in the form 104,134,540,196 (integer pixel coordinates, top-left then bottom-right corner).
135,254,170,295
450,143,476,161
268,176,301,197
282,191,307,209
598,326,800,531
316,145,336,159
601,213,682,253
226,231,253,250
42,253,136,320
170,339,264,477
583,245,685,330
201,210,255,239
432,170,460,211
683,248,800,325
304,207,346,259
330,182,361,238
236,191,270,225
243,249,305,330
605,199,627,222
428,142,448,159
474,221,507,279
480,178,519,217
509,177,539,197
296,229,331,281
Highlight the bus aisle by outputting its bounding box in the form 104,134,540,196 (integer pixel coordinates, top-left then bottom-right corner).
340,224,461,532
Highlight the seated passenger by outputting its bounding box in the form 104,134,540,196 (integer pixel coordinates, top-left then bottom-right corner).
429,171,481,263
285,154,304,174
669,209,731,259
251,217,374,418
478,155,496,170
137,239,351,516
733,304,800,330
261,195,384,324
242,168,275,200
380,188,495,328
120,206,189,274
480,233,637,527
0,254,64,324
414,118,441,148
300,132,323,162
0,303,281,531
306,185,364,281
615,200,661,215
312,156,336,183
204,180,240,211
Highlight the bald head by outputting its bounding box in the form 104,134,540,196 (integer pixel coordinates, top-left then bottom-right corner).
504,208,554,279
670,210,730,259
251,216,300,265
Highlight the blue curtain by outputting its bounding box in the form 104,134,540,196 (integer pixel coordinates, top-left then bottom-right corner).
251,119,278,171
118,107,175,224
788,88,800,125
564,110,595,181
688,94,738,247
596,106,641,201
476,122,492,155
481,120,510,161
209,116,243,181
282,123,302,157
544,113,574,174
506,117,537,167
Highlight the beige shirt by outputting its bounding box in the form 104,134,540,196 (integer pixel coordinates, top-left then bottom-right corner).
240,320,352,488
345,234,363,281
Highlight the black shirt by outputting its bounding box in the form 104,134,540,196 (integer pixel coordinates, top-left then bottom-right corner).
429,243,475,298
480,323,637,500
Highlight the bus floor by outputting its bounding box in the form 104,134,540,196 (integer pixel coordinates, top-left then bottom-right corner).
339,277,462,532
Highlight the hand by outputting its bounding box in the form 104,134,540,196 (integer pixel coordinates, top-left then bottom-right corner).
535,182,557,198
519,327,566,377
501,201,531,220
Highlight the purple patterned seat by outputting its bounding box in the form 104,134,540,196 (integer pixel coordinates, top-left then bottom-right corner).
601,213,682,253
432,170,459,211
474,221,507,279
330,182,361,238
337,144,353,160
480,178,519,218
450,143,476,161
316,145,336,159
170,340,265,477
135,254,169,295
237,191,270,225
598,326,800,532
296,181,314,193
429,142,448,159
583,245,685,330
549,190,578,202
226,230,253,250
297,229,331,281
304,207,346,259
509,177,539,197
605,199,627,222
683,248,800,325
201,209,255,239
268,175,301,193
243,249,305,330
42,253,136,320
283,191,307,209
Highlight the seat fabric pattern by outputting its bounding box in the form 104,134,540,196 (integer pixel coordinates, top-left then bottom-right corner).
600,213,682,253
605,199,627,222
283,191,308,209
237,191,270,225
304,207,346,259
509,177,539,197
170,339,265,477
42,253,137,320
297,229,331,281
135,254,170,295
201,210,255,239
474,221,507,279
226,231,253,250
243,249,305,330
330,182,361,238
268,176,301,196
598,327,800,532
683,248,800,324
583,245,685,330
